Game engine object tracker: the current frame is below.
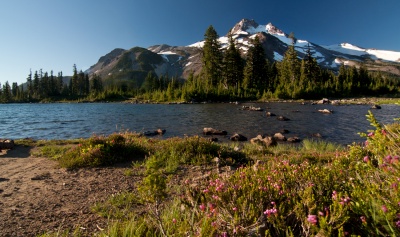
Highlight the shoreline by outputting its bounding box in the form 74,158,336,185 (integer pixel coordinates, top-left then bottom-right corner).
1,96,400,105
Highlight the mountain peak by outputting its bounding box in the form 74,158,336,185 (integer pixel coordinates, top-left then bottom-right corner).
266,22,286,36
230,18,259,35
230,19,286,37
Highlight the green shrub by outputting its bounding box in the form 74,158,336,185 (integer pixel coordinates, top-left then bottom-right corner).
59,133,148,169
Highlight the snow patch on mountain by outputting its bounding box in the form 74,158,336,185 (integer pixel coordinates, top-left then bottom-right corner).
274,52,283,61
323,43,400,62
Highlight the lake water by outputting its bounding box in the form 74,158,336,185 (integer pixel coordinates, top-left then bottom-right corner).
0,102,399,145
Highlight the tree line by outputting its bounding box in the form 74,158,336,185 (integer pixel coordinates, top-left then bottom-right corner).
0,25,399,103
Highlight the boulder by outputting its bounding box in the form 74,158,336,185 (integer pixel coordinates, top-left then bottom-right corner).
156,129,166,135
287,137,301,143
317,98,330,104
230,133,248,142
312,133,322,138
208,137,219,142
331,100,341,105
250,135,277,147
144,129,166,136
203,127,228,136
0,139,15,150
273,133,287,141
280,129,290,134
318,109,333,114
371,104,381,109
277,116,290,121
242,105,263,111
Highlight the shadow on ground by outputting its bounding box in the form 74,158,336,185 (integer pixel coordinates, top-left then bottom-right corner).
0,146,32,158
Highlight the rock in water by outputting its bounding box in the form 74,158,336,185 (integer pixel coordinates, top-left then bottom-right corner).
273,133,287,141
203,127,228,136
230,133,248,141
277,116,290,121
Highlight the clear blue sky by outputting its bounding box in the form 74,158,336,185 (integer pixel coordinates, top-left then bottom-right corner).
1,0,399,86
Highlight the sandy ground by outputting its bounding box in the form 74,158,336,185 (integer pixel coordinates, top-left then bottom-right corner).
0,145,140,237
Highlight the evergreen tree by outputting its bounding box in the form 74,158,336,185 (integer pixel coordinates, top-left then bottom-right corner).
26,70,33,100
71,64,78,96
276,41,301,98
223,33,243,90
40,71,49,98
90,74,103,93
141,71,157,92
11,82,19,98
202,25,223,87
2,81,11,102
57,72,64,95
243,35,268,91
299,44,321,96
33,71,40,99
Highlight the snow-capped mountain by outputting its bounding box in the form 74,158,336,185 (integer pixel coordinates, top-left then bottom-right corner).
86,19,400,81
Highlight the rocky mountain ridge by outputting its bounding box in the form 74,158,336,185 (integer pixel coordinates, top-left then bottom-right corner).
86,19,400,81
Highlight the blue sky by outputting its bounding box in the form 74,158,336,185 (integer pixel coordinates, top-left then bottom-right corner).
1,0,399,86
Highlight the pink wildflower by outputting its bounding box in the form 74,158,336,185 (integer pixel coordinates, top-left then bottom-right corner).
363,156,370,163
212,195,220,200
172,218,177,224
382,205,388,213
396,220,400,229
307,215,318,225
232,207,237,211
360,216,366,223
332,191,337,200
263,208,277,217
199,204,206,211
368,132,374,137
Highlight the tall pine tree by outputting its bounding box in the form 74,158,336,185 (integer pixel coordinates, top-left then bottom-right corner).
223,33,243,90
202,25,223,88
243,35,268,91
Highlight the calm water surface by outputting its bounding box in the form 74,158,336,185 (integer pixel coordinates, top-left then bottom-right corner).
0,102,399,145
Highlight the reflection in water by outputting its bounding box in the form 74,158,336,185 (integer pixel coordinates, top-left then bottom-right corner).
0,102,398,145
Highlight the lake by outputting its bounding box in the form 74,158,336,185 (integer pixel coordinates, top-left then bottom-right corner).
0,102,399,145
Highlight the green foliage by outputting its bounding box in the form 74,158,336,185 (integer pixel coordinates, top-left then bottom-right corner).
58,133,148,169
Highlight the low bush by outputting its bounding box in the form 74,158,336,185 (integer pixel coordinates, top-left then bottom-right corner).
58,132,149,168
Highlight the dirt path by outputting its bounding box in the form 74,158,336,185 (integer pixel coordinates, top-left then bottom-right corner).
0,146,140,237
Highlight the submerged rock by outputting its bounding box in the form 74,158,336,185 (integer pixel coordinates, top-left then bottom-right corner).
318,109,333,114
230,133,248,142
242,105,263,111
277,116,290,121
273,133,287,141
143,129,166,136
287,137,301,143
203,127,228,136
